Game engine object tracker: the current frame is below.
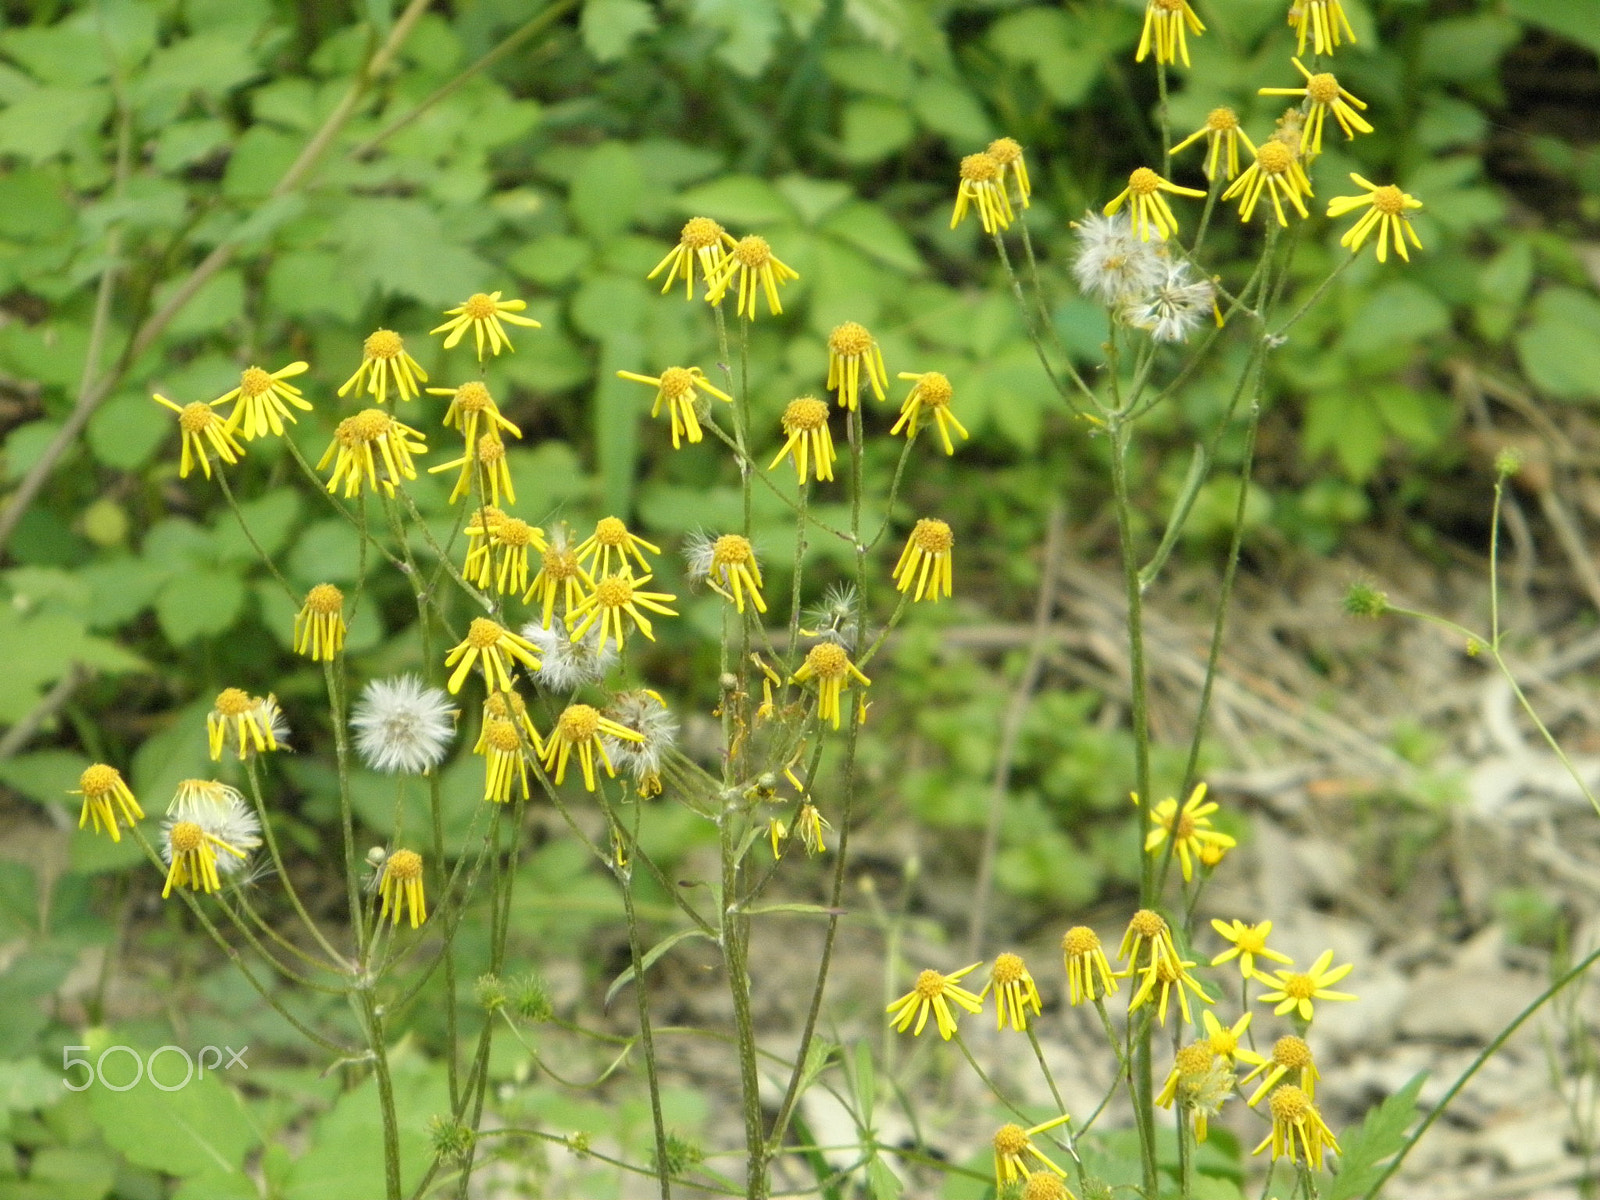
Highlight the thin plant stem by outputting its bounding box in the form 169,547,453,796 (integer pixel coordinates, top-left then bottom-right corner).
616,832,673,1200
359,987,404,1200
242,756,349,968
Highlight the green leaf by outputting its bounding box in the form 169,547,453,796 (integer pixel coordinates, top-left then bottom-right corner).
13,1145,116,1200
821,201,922,274
822,45,913,100
0,169,73,240
605,928,715,1008
220,126,299,200
0,1058,60,1112
0,606,144,723
676,175,796,226
1325,1073,1426,1200
570,141,644,239
133,31,262,110
775,175,853,226
581,0,657,62
287,519,365,586
84,393,170,471
332,198,489,306
691,0,783,77
155,569,246,643
1515,287,1600,402
156,269,246,340
213,488,300,564
0,86,113,162
0,750,85,808
739,902,844,916
1339,280,1449,359
911,77,992,143
835,98,915,164
89,1068,257,1180
867,1155,902,1200
1418,14,1520,82
1,25,107,85
1474,239,1534,343
507,235,590,285
1506,0,1600,55
265,248,367,320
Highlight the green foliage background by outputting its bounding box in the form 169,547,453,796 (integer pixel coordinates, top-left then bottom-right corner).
0,0,1594,1195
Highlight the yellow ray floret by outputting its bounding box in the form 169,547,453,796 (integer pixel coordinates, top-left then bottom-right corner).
339,329,428,404
540,703,644,792
826,322,889,410
378,849,428,927
1137,0,1205,67
891,371,969,455
704,234,799,319
524,535,594,628
1253,1085,1341,1170
206,687,279,761
769,396,836,483
991,1116,1072,1191
951,151,1013,234
431,291,541,361
986,137,1031,208
790,642,870,730
1254,949,1357,1021
478,718,532,803
428,381,522,454
1062,925,1119,1005
153,393,244,480
215,361,311,441
1326,174,1424,263
1104,167,1207,241
1259,58,1372,158
979,952,1043,1032
294,583,347,661
648,216,736,299
1220,138,1313,226
1171,108,1252,182
162,819,247,897
566,570,679,652
706,535,766,614
1142,782,1237,882
892,518,955,603
318,408,428,497
1291,0,1356,57
429,430,515,507
886,962,985,1040
443,617,543,694
615,365,732,449
72,763,143,842
576,516,659,577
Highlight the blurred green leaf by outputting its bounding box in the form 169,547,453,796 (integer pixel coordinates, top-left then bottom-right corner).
570,141,644,239
691,0,782,77
677,175,796,226
155,569,247,643
582,0,657,62
0,86,111,162
1515,287,1600,403
1340,280,1450,358
835,98,915,164
89,1069,256,1180
1506,0,1600,55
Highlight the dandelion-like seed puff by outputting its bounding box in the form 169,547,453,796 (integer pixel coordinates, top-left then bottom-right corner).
790,642,871,730
1062,925,1119,1005
979,953,1043,1032
576,516,659,577
72,764,143,843
1221,139,1313,226
648,216,736,299
892,371,970,456
1136,0,1206,66
1171,108,1252,182
431,291,541,361
378,849,428,928
1259,59,1372,157
769,397,837,484
615,365,732,449
215,361,311,441
428,381,522,456
318,408,427,498
160,796,260,898
566,570,679,653
1156,1041,1228,1140
950,151,1013,234
294,584,347,661
540,703,644,792
339,329,428,405
1104,167,1206,242
826,322,889,410
886,963,985,1040
893,519,955,603
1326,175,1424,263
443,617,543,694
704,234,799,320
1292,0,1357,57
153,393,244,480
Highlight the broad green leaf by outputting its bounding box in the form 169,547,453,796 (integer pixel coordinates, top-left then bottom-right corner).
0,606,144,722
775,175,853,226
12,1145,116,1200
265,248,367,320
156,269,245,340
1506,0,1600,55
605,928,715,1008
570,141,644,239
0,750,86,809
220,126,300,200
213,488,300,564
0,1058,60,1112
1325,1073,1426,1200
1474,238,1533,343
134,31,262,108
821,201,922,274
154,569,247,643
332,197,489,306
89,1067,256,1180
691,0,783,77
581,0,657,62
1418,14,1520,82
1339,280,1449,358
1303,388,1386,481
835,98,915,164
911,76,992,143
0,85,112,162
507,235,590,285
822,45,913,100
0,25,107,85
4,420,65,483
676,175,796,226
1515,287,1600,403
287,519,366,586
988,8,1108,107
0,169,73,239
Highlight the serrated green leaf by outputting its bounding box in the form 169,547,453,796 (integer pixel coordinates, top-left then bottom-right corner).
605,928,714,1008
1325,1072,1426,1200
332,197,489,306
867,1155,902,1200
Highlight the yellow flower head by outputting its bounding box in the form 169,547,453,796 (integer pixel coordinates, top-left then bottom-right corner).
216,361,312,441
428,429,515,507
463,514,546,596
950,151,1013,234
1022,1175,1074,1200
567,570,679,652
428,381,522,454
701,534,766,614
206,687,280,761
378,848,428,928
339,328,428,404
443,617,543,694
161,817,248,897
826,321,889,410
1155,1039,1215,1108
1252,1084,1341,1169
986,137,1032,207
539,702,644,792
318,408,428,498
1201,1010,1266,1067
1118,907,1181,975
704,234,799,319
885,962,985,1040
1171,108,1252,182
73,763,143,843
1242,1033,1320,1105
790,642,870,730
523,528,595,628
1220,138,1313,226
153,393,244,480
478,717,533,803
891,371,969,455
1062,925,1120,1005
1129,953,1215,1026
1291,0,1357,57
1209,917,1293,979
294,583,347,661
615,365,732,449
769,396,837,484
1156,1040,1234,1141
892,518,954,603
475,688,542,755
1105,167,1207,242
991,1115,1073,1190
648,216,736,299
768,816,788,858
795,801,831,855
430,291,541,361
1137,0,1206,67
980,952,1043,1032
1326,174,1424,263
576,516,660,577
1143,783,1236,882
1255,949,1357,1022
1259,59,1372,158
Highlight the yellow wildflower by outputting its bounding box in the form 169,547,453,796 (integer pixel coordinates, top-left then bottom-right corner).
443,617,542,694
294,583,347,661
463,515,544,596
576,516,659,577
790,642,870,730
206,687,279,761
1143,783,1236,882
428,429,515,507
378,849,427,928
885,962,985,1040
1129,953,1215,1026
892,518,954,603
524,530,595,628
950,151,1013,234
1118,907,1181,975
891,371,969,455
826,321,889,410
648,216,736,299
1253,1084,1340,1169
1105,167,1207,241
991,1115,1072,1190
428,381,522,454
769,396,836,483
1210,918,1294,979
768,816,788,858
72,763,142,843
1255,950,1357,1021
478,718,532,803
1171,108,1252,181
339,328,428,405
1137,0,1205,66
1242,1034,1319,1105
540,702,643,792
1062,925,1119,1005
615,365,733,449
153,393,244,480
1259,59,1372,157
477,688,543,755
1157,1040,1234,1141
986,137,1031,207
795,801,831,854
461,505,508,586
215,361,311,441
1022,1175,1074,1200
702,534,766,614
1291,0,1356,57
430,291,541,360
1221,139,1313,226
318,408,427,498
1326,174,1424,263
704,234,799,319
161,819,246,897
1201,1010,1266,1068
567,570,679,652
980,952,1043,1032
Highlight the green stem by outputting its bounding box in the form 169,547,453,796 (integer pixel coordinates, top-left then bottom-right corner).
617,829,673,1200
360,987,404,1200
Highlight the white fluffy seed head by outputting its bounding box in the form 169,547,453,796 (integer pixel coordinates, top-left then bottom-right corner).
683,531,715,582
603,690,679,781
521,621,618,691
351,675,458,775
1123,261,1216,344
161,794,262,878
1071,211,1169,305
